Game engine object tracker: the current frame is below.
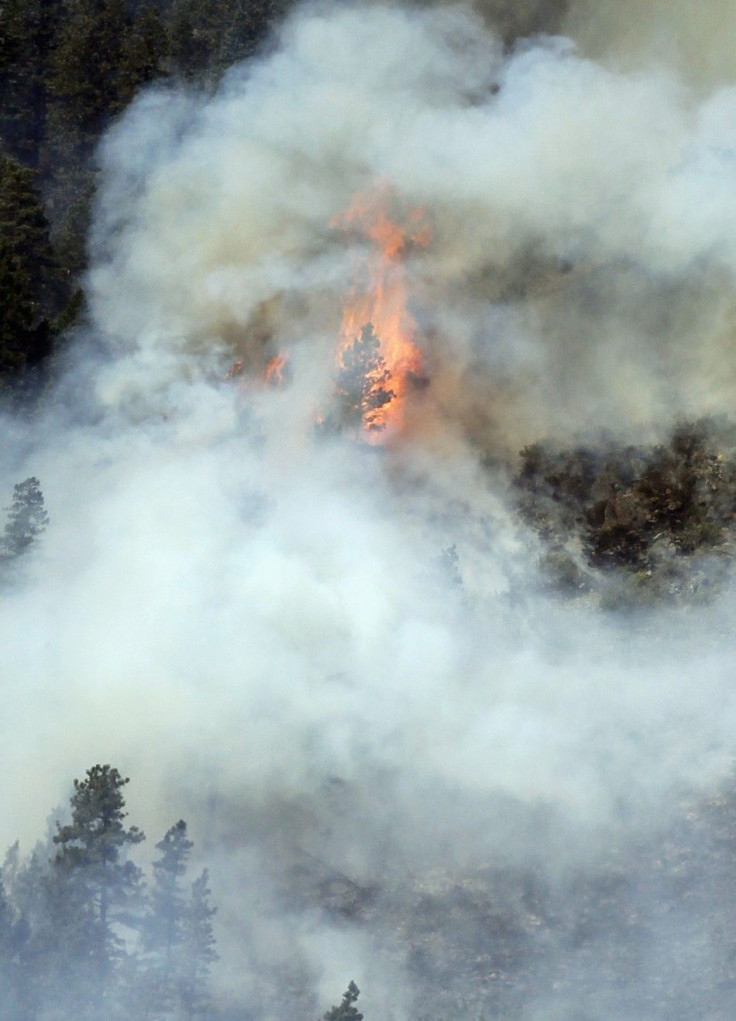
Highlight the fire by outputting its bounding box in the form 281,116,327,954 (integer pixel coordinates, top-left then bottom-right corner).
331,183,430,436
226,354,288,387
264,354,287,387
226,358,245,379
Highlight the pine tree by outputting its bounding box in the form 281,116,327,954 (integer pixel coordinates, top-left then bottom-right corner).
1,477,49,560
1,782,224,1018
0,864,31,1018
179,868,217,1018
141,819,193,1012
7,849,49,1018
52,765,145,1007
148,820,193,953
332,323,394,434
322,981,364,1020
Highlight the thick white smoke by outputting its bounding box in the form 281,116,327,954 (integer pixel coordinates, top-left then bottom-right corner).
5,1,736,1015
87,2,736,451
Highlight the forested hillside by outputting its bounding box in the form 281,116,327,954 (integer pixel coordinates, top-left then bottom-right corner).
6,1,736,1019
0,0,294,382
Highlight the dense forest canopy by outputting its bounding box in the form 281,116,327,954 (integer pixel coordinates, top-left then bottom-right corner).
0,0,297,383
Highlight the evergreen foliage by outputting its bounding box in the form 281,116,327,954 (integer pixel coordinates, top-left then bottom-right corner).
181,867,218,1017
142,819,195,1011
168,0,288,78
0,0,61,164
0,869,16,982
322,980,364,1021
53,765,145,1000
7,849,51,1017
332,322,395,434
0,0,297,386
0,768,220,1018
0,156,56,373
118,4,169,108
47,0,128,130
515,416,736,602
147,820,193,954
1,476,49,559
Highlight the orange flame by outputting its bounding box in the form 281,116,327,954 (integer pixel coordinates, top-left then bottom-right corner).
332,183,430,436
264,354,287,387
225,354,288,388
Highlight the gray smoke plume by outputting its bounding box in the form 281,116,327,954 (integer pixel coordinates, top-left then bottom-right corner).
5,1,736,1016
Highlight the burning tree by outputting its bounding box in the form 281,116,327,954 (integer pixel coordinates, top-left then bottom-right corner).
331,184,429,437
331,322,395,435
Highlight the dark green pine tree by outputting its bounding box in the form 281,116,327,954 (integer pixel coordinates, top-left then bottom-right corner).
52,765,145,1012
322,981,364,1021
1,477,49,560
0,155,57,374
332,323,394,434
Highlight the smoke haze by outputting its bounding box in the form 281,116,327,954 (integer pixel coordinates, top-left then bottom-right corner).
5,0,736,1015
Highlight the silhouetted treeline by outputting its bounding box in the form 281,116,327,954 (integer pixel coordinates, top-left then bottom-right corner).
0,765,217,1019
0,0,295,383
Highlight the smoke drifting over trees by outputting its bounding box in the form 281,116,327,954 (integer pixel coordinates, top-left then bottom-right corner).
0,766,217,1019
6,0,736,1017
